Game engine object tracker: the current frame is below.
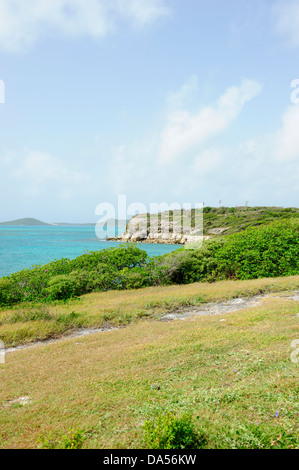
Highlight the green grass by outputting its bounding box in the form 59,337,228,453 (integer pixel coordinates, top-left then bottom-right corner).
1,275,299,347
0,277,298,449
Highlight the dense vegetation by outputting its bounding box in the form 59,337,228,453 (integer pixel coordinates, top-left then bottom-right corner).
201,206,299,235
1,218,299,307
159,218,299,284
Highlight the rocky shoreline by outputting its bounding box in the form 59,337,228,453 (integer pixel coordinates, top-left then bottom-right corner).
107,236,184,245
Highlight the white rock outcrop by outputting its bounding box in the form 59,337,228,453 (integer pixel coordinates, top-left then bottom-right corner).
108,210,207,245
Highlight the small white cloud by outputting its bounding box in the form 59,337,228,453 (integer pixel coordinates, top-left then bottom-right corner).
117,0,171,27
159,78,262,164
272,0,299,47
0,0,171,52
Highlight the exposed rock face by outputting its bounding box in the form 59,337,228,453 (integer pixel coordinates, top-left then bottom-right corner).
107,210,206,245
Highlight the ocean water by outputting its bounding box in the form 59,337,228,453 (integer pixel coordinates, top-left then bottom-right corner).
0,225,181,278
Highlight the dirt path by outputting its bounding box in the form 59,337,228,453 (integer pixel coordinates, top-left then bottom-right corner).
2,290,299,357
161,295,264,321
2,326,116,357
161,290,299,321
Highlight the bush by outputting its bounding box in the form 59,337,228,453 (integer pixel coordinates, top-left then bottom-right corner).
71,243,148,271
118,267,152,289
150,239,222,285
0,278,18,305
46,275,77,300
142,412,206,449
155,219,299,283
212,220,299,280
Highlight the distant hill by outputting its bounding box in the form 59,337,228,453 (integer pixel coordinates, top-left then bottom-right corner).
0,218,49,226
0,218,129,226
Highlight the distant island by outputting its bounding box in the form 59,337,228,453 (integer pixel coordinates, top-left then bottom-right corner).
0,218,50,226
0,218,128,226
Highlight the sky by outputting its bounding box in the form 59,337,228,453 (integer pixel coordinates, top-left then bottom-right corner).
0,0,299,223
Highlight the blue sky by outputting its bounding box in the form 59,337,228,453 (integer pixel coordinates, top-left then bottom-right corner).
0,0,299,223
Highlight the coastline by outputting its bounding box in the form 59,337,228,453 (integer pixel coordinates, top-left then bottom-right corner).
106,236,183,245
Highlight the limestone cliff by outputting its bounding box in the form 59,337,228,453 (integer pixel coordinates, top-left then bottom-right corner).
107,210,206,245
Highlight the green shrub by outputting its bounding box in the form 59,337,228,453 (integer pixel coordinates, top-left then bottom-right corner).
71,243,148,271
46,274,79,300
212,220,299,280
60,429,85,449
119,267,152,289
83,267,118,292
142,412,206,449
10,266,51,301
151,240,222,285
0,278,19,305
156,219,299,283
38,429,85,449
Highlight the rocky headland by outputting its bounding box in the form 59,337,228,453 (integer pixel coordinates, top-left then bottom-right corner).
107,210,206,245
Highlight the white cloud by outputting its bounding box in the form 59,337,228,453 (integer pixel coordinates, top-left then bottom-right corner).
0,148,90,199
107,78,264,203
272,0,299,47
275,105,299,161
158,78,263,164
0,0,171,51
117,0,171,27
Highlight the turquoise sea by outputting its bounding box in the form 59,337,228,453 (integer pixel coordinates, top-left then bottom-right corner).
0,225,181,278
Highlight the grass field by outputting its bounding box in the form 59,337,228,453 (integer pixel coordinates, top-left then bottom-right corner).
1,275,299,348
0,276,298,449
